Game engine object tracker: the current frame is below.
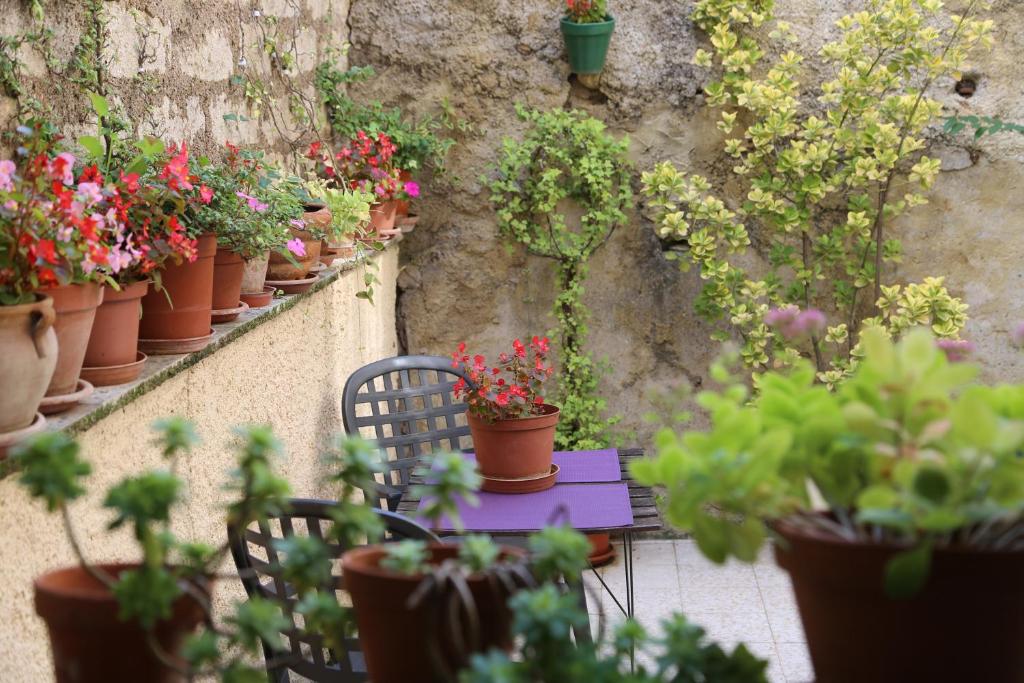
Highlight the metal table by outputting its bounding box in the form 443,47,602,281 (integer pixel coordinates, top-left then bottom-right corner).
396,447,661,630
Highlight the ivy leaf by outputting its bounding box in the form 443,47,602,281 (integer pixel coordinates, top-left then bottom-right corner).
78,135,105,159
88,91,109,118
884,541,932,599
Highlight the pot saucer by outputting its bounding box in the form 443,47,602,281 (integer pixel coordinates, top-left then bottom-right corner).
0,412,46,461
265,273,319,295
396,215,419,233
481,464,560,494
81,351,148,387
211,301,249,324
240,285,276,309
139,329,214,355
319,247,342,267
40,379,94,415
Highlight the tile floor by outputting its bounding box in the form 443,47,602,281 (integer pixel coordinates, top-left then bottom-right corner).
585,539,814,682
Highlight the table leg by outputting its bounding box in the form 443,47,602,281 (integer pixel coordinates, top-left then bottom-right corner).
624,531,635,671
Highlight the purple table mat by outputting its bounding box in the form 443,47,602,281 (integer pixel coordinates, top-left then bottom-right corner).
552,449,621,483
453,449,621,483
419,483,633,532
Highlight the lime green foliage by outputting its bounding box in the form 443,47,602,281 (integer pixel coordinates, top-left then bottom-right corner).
487,106,633,449
305,177,374,242
642,0,993,384
380,539,429,574
633,328,1024,596
463,527,768,680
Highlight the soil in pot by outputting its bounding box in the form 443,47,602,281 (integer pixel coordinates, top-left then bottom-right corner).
34,563,209,683
139,233,216,345
83,280,148,371
369,200,398,235
240,251,270,294
343,543,524,683
774,518,1024,683
468,404,560,480
266,228,321,281
560,15,616,75
212,248,245,311
0,294,57,433
44,282,104,397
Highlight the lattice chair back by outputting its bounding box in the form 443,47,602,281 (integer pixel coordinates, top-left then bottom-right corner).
227,498,440,683
342,355,474,510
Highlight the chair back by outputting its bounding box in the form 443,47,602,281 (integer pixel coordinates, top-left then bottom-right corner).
227,498,440,682
342,355,474,510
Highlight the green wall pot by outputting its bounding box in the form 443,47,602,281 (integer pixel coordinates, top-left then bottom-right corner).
560,15,616,75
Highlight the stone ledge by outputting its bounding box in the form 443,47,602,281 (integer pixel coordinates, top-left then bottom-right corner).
0,240,397,478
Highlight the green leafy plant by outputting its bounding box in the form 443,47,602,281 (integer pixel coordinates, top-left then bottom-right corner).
486,106,632,449
14,419,301,676
460,526,769,682
641,0,993,386
315,62,459,179
944,114,1024,138
304,177,374,244
633,327,1024,597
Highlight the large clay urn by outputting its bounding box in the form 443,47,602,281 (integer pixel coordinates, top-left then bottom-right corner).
0,294,58,432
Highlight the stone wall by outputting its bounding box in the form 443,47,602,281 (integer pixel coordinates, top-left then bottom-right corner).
0,246,400,682
347,0,1024,444
0,0,350,160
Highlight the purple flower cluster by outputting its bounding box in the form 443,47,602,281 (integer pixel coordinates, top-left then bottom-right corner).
764,306,827,339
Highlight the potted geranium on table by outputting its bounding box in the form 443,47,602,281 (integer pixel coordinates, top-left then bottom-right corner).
451,337,559,492
561,0,616,75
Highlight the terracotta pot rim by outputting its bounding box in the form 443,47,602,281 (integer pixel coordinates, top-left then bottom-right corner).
342,543,527,583
773,513,1024,557
468,403,560,430
101,279,149,301
44,281,105,310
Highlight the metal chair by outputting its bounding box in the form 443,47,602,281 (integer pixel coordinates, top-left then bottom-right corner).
342,355,474,511
227,498,441,683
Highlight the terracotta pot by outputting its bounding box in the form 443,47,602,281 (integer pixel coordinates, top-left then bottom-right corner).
303,202,332,231
240,251,270,294
0,295,58,432
369,200,398,235
45,282,104,397
395,170,413,217
35,564,209,683
139,233,216,343
587,532,616,567
468,404,560,480
343,543,523,683
84,280,148,370
212,248,245,310
774,517,1024,682
266,227,321,281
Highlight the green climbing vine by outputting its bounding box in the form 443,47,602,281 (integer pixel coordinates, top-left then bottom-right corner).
486,106,632,450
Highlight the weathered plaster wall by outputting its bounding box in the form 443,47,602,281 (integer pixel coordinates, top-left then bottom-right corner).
0,0,350,160
347,0,1024,444
0,248,399,683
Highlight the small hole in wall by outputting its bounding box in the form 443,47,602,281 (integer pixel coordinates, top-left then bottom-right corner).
955,77,977,98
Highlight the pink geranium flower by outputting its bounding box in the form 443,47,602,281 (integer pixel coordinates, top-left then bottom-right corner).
286,238,306,257
403,181,420,198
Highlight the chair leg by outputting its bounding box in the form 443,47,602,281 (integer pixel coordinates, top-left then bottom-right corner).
570,574,594,646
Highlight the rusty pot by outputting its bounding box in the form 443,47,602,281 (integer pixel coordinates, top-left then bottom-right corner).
139,233,216,352
83,279,148,370
35,563,209,683
212,247,245,311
